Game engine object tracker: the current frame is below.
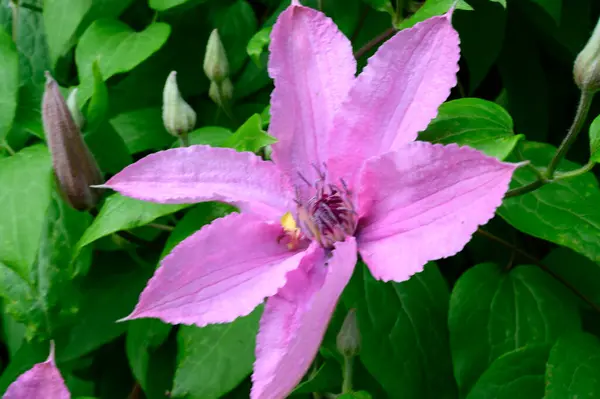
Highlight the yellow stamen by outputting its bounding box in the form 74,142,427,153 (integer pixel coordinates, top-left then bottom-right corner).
280,211,301,250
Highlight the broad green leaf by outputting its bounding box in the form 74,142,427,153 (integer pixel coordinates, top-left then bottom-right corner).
499,141,600,263
210,0,257,75
172,308,262,399
344,263,457,399
454,0,506,91
545,332,600,398
543,247,600,308
291,360,342,395
83,121,132,174
466,345,549,399
419,98,522,160
247,26,271,67
397,0,472,29
76,20,171,102
126,319,172,393
0,145,52,277
589,114,600,163
449,263,580,395
85,61,108,132
55,252,154,362
1,311,26,357
13,4,50,86
361,0,393,14
223,114,276,153
150,0,207,11
0,27,19,142
43,0,92,66
110,108,174,154
75,193,189,256
186,126,232,147
527,0,561,24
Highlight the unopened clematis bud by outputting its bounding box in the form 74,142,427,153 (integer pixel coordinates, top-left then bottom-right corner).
209,78,234,109
203,29,230,83
336,309,361,358
163,71,197,137
66,88,85,129
42,73,104,211
574,16,600,92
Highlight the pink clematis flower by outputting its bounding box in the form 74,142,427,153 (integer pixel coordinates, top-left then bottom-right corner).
103,3,517,398
4,344,70,399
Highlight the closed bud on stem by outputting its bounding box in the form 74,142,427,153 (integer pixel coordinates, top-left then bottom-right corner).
66,88,85,129
42,73,104,211
204,29,230,83
162,71,197,137
336,309,361,358
209,78,234,109
574,16,600,93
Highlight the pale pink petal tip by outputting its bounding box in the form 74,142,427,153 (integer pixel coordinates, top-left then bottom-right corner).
123,213,312,328
251,238,357,399
4,343,70,399
291,0,301,5
357,142,517,283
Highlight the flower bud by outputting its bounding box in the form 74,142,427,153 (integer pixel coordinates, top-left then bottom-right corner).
574,16,600,92
209,78,234,109
42,73,104,211
162,71,197,136
336,309,361,358
204,29,230,83
66,88,85,129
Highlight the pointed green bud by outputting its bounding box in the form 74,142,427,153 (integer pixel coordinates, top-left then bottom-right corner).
209,78,234,109
66,88,85,129
336,309,361,358
204,29,230,83
42,73,104,211
574,16,600,93
162,71,197,136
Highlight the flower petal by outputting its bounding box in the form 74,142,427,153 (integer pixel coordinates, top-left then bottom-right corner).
327,14,460,184
251,237,357,399
103,145,293,219
125,212,313,327
268,3,356,191
4,345,69,399
357,142,517,282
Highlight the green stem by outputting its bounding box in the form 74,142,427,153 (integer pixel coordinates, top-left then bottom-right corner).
341,356,354,394
179,132,190,147
546,90,595,178
317,0,323,10
11,0,19,42
147,222,174,232
554,160,596,180
504,179,546,198
353,27,396,59
2,140,16,156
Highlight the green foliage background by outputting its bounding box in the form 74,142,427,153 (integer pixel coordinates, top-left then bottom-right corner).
1,0,600,398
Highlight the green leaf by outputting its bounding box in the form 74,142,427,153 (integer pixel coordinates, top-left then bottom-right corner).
0,339,49,395
337,392,373,399
76,20,171,103
499,141,600,263
589,114,600,163
291,360,342,395
526,0,561,24
361,0,394,14
75,193,189,256
85,61,109,132
466,345,549,399
186,126,233,147
344,263,457,399
43,0,92,67
246,26,271,67
449,263,580,395
545,332,600,398
223,114,276,153
419,98,522,160
126,319,172,393
110,108,174,154
150,0,206,11
55,252,154,362
172,308,262,399
0,145,52,277
210,0,257,75
397,0,472,29
454,0,506,91
0,27,19,142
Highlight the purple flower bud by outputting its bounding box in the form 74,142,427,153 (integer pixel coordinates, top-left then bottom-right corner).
42,73,103,211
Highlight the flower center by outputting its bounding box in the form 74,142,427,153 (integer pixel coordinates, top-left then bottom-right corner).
295,171,357,249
